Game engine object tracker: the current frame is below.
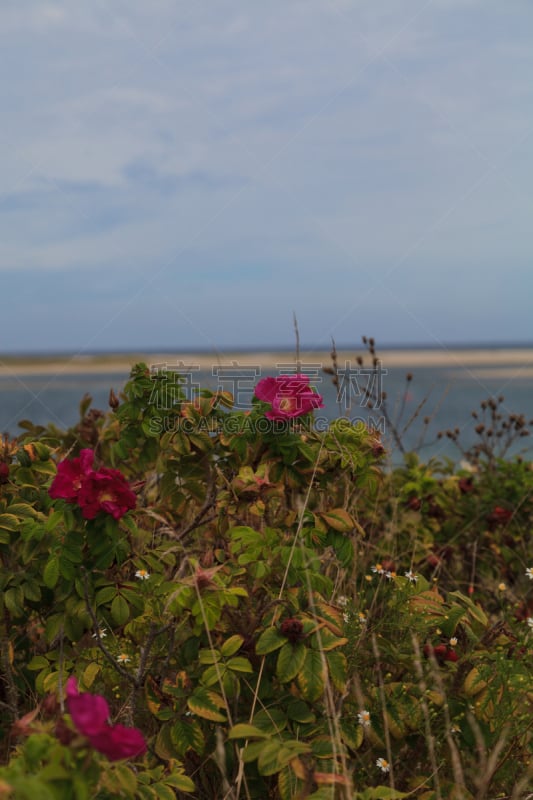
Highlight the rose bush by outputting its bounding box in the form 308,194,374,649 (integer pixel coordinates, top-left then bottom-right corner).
0,364,531,799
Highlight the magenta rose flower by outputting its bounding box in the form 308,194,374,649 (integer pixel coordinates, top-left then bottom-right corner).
66,677,146,762
88,723,147,762
49,450,136,520
77,467,137,521
254,375,324,420
66,675,110,737
49,449,95,502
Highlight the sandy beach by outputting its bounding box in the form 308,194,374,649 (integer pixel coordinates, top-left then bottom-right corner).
1,348,533,377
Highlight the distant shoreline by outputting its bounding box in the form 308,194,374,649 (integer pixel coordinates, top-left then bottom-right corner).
1,348,533,376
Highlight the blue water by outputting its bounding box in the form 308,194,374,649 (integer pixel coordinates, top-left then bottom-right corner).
1,361,532,463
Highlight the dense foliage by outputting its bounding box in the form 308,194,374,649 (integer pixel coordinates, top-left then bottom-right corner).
0,363,532,799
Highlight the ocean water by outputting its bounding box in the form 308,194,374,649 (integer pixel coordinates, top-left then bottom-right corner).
1,361,532,463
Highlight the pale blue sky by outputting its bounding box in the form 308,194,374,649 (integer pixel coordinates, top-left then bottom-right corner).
1,0,532,353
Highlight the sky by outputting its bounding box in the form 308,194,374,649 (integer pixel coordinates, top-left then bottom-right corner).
1,0,532,354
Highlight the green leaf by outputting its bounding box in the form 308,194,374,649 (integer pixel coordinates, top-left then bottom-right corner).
111,594,130,625
256,740,286,777
297,649,326,702
228,723,270,740
163,772,196,793
6,503,36,518
187,688,226,722
4,586,24,616
170,719,204,756
27,655,50,671
326,651,347,691
257,740,312,776
82,662,101,689
22,580,42,602
340,718,364,752
276,642,306,683
287,699,316,724
309,627,347,652
151,786,176,800
113,764,137,794
0,513,20,531
44,510,64,532
252,707,287,734
242,740,267,763
255,626,287,655
226,656,253,673
220,634,245,657
318,508,355,532
95,585,118,606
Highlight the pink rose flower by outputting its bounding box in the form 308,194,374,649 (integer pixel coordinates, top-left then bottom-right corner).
49,449,95,502
254,375,324,420
66,675,110,737
49,451,136,520
66,677,146,762
77,467,137,521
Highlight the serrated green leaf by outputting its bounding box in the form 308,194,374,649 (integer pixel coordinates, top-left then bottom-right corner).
341,718,364,751
228,723,270,740
0,513,20,531
297,649,326,702
82,662,101,689
198,648,221,665
27,655,50,671
111,594,130,625
112,764,137,794
152,785,177,800
256,740,286,776
276,641,306,683
95,585,117,606
226,656,253,673
310,626,348,652
4,585,24,616
242,740,266,763
326,651,347,691
318,508,355,532
255,626,287,655
252,707,288,734
220,634,245,657
6,503,36,518
187,689,227,722
257,740,312,776
163,772,196,793
287,699,316,724
170,719,205,756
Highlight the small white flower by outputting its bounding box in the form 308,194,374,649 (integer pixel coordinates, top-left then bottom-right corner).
358,612,367,625
343,612,350,624
526,567,533,581
337,595,348,607
449,637,458,647
385,570,396,580
376,757,390,773
357,710,371,727
371,563,385,575
527,618,533,629
92,626,107,639
117,653,131,664
135,569,150,580
404,570,418,583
